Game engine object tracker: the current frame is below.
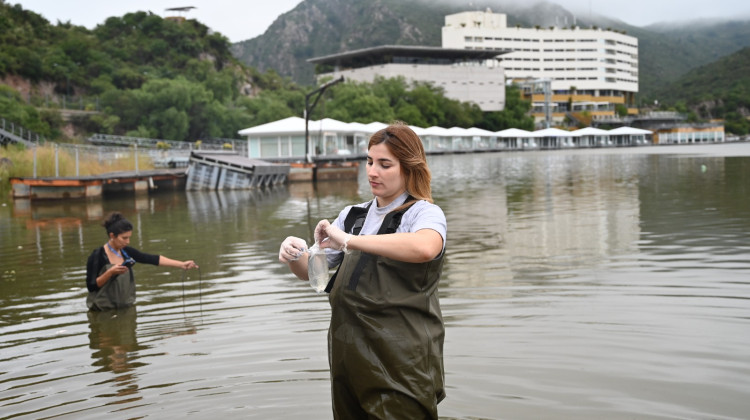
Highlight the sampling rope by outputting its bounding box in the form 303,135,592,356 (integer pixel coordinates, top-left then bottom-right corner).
181,266,203,323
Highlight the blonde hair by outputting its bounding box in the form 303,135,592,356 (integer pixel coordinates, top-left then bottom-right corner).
368,122,433,204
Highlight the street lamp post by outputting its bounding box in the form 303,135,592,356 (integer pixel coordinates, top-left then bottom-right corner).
304,76,344,163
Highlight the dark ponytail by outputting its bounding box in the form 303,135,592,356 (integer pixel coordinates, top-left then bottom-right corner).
102,212,133,236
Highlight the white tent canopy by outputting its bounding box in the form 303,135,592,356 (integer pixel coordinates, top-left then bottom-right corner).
422,126,452,136
347,122,371,133
445,127,470,136
496,128,532,138
238,118,655,139
363,122,388,133
574,127,610,136
313,118,354,132
236,116,663,159
531,127,580,137
608,126,652,135
238,116,310,136
408,125,428,136
465,127,496,136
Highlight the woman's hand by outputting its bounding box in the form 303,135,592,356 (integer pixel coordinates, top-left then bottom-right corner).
279,236,308,263
109,264,129,276
313,220,331,245
182,260,199,270
317,221,351,252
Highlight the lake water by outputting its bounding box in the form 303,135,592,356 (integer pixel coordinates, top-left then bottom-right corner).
1,143,749,419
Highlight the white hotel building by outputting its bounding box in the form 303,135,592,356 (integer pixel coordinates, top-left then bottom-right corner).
442,10,639,125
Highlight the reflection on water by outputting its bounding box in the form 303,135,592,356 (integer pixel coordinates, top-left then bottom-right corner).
1,144,750,419
88,307,141,374
437,152,643,296
88,307,145,404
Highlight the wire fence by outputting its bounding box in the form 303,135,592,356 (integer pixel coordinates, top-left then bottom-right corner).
20,143,195,178
1,116,249,178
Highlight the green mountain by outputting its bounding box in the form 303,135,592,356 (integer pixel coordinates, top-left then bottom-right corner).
0,0,294,141
653,47,750,134
230,0,579,85
230,0,750,101
631,20,750,102
3,0,749,140
2,0,532,142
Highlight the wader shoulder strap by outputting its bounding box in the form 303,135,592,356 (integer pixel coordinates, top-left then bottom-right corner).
377,197,416,235
343,202,371,235
326,197,417,293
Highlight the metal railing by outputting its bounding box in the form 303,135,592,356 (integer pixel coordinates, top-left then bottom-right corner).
88,133,247,155
0,117,45,147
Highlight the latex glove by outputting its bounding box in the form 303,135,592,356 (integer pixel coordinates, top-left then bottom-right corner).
314,219,331,244
313,220,331,245
279,236,308,263
318,221,351,252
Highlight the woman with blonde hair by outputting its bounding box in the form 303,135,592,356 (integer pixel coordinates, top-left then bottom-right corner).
279,122,447,419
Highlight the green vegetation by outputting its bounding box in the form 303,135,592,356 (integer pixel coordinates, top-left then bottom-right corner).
0,1,534,146
0,85,60,137
652,47,750,135
0,2,287,142
315,76,532,131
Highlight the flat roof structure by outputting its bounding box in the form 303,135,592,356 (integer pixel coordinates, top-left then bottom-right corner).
309,45,509,112
308,45,505,68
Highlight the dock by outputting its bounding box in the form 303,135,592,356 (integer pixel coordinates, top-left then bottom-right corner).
185,151,290,190
10,168,187,200
8,151,337,200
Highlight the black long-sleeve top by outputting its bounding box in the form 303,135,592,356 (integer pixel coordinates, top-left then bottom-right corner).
86,246,160,292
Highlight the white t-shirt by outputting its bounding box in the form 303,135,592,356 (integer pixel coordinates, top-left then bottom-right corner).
326,192,447,267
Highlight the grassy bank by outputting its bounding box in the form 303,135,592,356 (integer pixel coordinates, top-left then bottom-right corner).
0,143,154,188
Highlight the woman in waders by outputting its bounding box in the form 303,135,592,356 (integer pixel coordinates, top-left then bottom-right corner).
85,212,199,311
279,123,447,419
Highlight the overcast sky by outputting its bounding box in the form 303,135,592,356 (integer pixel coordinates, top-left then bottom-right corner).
10,0,750,43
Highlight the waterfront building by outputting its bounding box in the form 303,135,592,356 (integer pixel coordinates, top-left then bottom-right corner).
629,112,725,145
573,126,610,147
237,117,654,160
237,116,373,160
607,126,651,146
308,45,507,112
497,128,535,149
441,10,639,126
594,111,725,145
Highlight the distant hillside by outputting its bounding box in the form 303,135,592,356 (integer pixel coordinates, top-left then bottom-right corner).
0,2,286,141
230,0,750,100
632,20,750,101
654,47,750,103
652,47,750,134
230,0,581,84
1,1,532,142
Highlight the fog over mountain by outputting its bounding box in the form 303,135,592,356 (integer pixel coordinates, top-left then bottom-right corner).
230,0,750,99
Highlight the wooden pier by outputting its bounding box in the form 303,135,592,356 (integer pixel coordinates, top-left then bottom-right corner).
287,161,360,182
10,169,187,200
8,152,350,200
185,151,290,190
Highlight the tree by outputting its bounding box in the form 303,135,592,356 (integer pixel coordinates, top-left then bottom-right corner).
478,85,534,131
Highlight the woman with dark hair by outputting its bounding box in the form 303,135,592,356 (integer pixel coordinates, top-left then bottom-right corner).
86,212,198,311
279,123,447,419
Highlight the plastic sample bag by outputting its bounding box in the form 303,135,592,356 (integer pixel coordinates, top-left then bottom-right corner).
307,242,329,293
